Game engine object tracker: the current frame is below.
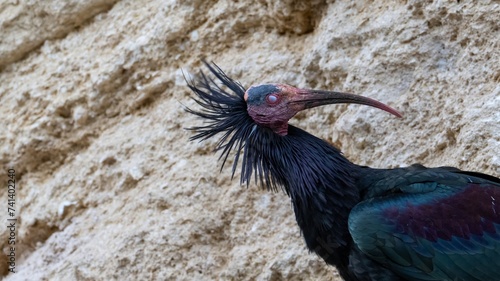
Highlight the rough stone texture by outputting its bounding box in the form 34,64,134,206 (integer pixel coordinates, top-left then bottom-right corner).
0,0,499,280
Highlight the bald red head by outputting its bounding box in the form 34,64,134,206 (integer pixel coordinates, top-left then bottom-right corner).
244,84,401,136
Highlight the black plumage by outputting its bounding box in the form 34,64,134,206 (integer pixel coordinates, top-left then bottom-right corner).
186,62,500,281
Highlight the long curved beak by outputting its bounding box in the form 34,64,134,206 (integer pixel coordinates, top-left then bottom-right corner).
291,88,402,118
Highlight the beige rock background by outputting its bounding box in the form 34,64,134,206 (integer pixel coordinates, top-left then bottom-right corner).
0,0,499,280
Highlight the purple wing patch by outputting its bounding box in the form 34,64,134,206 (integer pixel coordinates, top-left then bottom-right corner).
385,184,500,242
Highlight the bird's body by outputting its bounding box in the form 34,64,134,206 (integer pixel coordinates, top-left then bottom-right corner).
186,62,500,281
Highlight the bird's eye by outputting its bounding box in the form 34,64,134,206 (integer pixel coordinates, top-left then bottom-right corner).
266,94,280,105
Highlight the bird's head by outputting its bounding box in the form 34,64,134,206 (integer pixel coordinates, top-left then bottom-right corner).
186,61,401,189
244,83,401,136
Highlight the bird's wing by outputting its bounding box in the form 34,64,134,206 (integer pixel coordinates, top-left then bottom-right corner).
349,166,500,281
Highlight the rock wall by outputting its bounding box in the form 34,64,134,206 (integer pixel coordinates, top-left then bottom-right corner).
1,0,499,280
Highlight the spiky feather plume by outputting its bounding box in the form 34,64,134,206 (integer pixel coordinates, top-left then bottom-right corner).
185,62,283,192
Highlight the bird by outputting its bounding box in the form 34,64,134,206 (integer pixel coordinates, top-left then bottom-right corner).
185,61,500,281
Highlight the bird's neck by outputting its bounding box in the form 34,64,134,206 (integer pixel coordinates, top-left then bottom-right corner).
250,125,361,268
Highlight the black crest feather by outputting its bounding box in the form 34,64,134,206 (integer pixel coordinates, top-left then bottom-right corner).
185,61,279,190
